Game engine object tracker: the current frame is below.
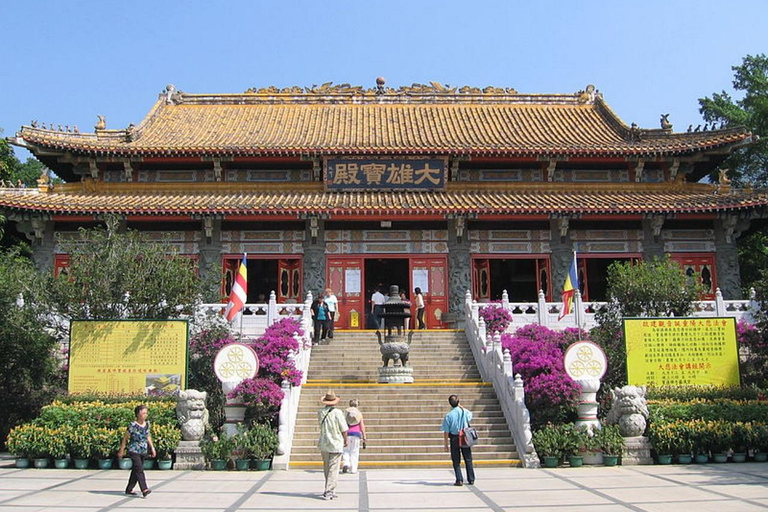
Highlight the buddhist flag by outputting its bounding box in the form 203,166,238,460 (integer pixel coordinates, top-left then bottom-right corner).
558,251,579,320
224,255,248,322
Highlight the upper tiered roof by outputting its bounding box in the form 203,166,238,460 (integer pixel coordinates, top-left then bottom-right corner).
10,82,752,160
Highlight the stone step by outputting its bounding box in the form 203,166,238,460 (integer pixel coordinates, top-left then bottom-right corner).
289,451,519,462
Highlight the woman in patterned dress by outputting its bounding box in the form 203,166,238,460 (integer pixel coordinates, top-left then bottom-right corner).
117,404,156,497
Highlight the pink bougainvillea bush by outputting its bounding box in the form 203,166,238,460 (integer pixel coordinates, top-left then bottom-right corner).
479,303,513,335
189,318,305,428
501,325,584,427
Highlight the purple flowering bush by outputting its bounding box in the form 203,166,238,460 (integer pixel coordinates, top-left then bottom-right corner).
479,303,513,335
227,377,284,424
501,325,583,428
189,318,305,429
737,319,766,387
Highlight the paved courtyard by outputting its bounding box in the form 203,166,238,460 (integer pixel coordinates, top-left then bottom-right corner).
0,463,767,511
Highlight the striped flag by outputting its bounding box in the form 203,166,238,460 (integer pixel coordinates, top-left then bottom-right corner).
224,255,248,322
558,251,579,320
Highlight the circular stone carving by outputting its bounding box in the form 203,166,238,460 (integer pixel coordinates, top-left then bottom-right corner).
564,341,607,380
214,343,259,384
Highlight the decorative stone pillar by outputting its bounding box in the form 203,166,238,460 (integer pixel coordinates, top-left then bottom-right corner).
641,214,665,261
714,215,746,299
303,216,326,296
13,215,55,271
549,217,573,295
199,217,222,299
448,217,470,324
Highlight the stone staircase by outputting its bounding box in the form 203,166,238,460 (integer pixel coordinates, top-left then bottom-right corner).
289,330,521,468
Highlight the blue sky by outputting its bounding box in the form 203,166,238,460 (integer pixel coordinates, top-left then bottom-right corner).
2,1,767,161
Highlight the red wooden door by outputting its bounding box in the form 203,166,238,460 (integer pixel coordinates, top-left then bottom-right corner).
473,259,491,301
410,256,448,329
327,257,365,329
670,254,717,299
221,258,240,301
278,259,302,302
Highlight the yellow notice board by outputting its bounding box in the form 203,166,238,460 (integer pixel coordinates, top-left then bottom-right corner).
623,317,739,387
68,320,188,395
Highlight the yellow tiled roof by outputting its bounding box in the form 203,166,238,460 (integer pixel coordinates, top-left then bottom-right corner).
1,182,765,217
13,85,751,158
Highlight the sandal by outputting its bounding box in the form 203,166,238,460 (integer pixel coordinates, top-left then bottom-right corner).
142,489,152,498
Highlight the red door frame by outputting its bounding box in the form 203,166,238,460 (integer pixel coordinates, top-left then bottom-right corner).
222,254,302,302
471,254,553,301
576,253,641,301
326,254,449,330
669,253,717,300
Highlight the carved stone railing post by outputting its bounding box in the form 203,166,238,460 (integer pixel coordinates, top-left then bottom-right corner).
537,289,549,327
501,289,510,311
268,291,278,325
715,288,726,316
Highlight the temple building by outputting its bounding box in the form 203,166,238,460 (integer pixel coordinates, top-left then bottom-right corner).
3,80,767,329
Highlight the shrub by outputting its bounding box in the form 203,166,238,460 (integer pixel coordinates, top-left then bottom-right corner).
151,423,182,460
479,303,513,335
501,325,581,427
532,423,568,458
247,422,279,460
738,320,767,387
592,424,624,456
200,433,234,462
228,378,284,426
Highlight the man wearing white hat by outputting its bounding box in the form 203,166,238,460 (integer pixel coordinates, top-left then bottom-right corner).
317,390,348,500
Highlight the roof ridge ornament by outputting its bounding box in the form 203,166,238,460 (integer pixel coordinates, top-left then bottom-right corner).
243,81,518,96
161,84,184,105
576,84,599,104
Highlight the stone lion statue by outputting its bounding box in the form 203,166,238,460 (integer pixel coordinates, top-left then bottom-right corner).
175,389,209,441
605,385,649,437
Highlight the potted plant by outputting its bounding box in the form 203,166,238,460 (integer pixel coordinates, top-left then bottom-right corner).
247,423,278,470
648,421,674,464
91,427,116,469
532,423,565,468
152,423,181,470
707,421,732,463
689,420,710,463
47,428,70,469
201,433,234,470
6,424,35,468
592,424,624,466
731,422,749,463
69,427,94,469
562,424,590,467
750,423,768,462
232,424,251,471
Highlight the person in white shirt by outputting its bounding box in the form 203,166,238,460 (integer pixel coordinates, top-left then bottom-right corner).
414,287,426,329
324,288,338,339
371,286,386,330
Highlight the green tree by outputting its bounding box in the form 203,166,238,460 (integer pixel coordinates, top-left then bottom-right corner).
590,256,704,388
0,248,61,449
698,54,768,187
48,214,217,321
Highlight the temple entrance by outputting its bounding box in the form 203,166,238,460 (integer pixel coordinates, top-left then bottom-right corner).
364,258,409,329
222,256,302,303
473,257,551,302
327,255,449,330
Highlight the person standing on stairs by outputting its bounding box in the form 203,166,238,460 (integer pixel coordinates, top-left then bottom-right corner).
342,399,367,474
311,296,330,344
441,394,475,486
324,288,338,339
414,287,426,329
318,391,348,500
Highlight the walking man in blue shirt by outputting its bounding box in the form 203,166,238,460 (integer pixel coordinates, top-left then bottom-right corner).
441,394,475,486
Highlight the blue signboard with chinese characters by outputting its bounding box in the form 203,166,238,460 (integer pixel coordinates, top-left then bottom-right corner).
325,158,446,190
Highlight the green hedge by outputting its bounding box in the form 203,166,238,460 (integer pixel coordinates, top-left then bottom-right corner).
32,399,177,431
646,385,766,402
649,399,768,424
